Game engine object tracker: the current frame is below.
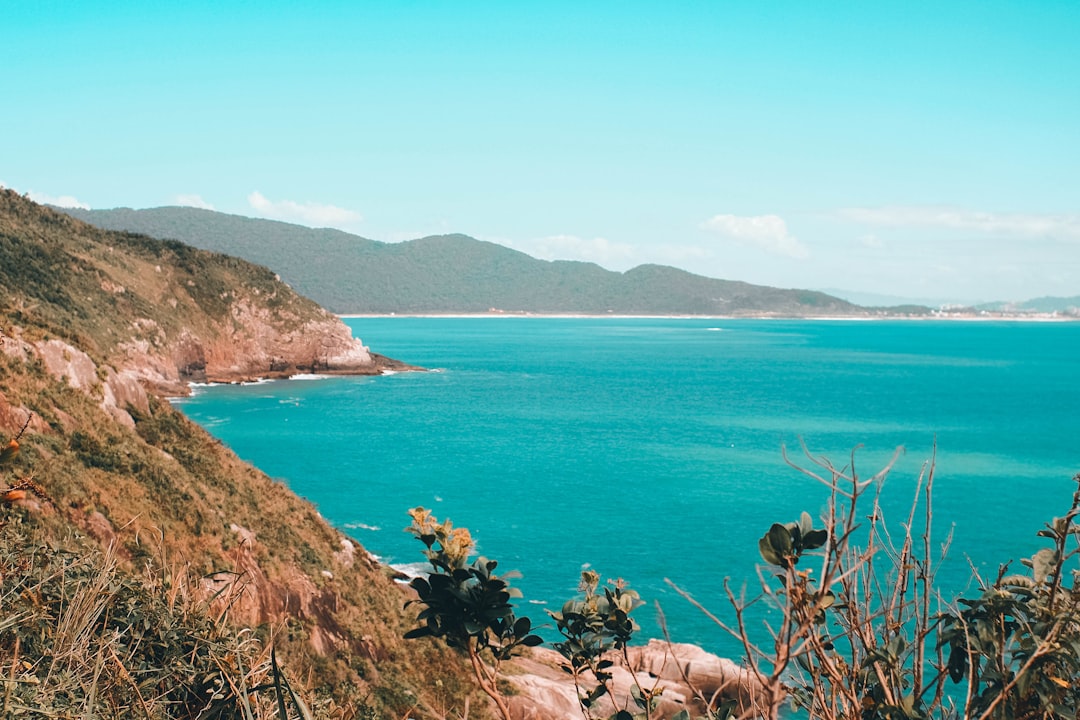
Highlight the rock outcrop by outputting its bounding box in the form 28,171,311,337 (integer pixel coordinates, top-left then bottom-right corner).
508,641,767,720
114,308,394,395
1,329,151,428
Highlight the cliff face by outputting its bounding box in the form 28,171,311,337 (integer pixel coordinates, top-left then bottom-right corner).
116,300,382,394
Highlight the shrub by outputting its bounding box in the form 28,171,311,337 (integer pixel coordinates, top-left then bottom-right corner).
669,447,1080,720
549,570,659,720
403,507,542,720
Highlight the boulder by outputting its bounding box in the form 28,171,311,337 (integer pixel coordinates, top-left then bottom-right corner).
508,641,768,720
35,339,98,391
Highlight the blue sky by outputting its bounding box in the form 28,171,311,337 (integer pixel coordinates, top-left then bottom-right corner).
3,1,1078,303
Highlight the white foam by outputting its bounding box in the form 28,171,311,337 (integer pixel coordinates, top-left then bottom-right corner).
391,562,431,583
173,381,214,400
343,521,381,531
290,373,330,381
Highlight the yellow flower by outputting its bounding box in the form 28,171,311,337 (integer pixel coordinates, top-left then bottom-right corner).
407,506,436,535
443,527,474,567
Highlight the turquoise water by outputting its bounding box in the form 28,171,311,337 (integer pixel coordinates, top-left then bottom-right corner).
173,318,1080,658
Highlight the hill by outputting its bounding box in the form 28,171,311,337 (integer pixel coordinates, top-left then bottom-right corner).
0,190,477,717
975,295,1080,314
62,206,864,316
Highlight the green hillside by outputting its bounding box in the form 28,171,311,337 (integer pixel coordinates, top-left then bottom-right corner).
63,206,864,316
0,191,478,717
3,200,320,364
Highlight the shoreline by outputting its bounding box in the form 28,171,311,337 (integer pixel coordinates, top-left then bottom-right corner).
338,312,1079,323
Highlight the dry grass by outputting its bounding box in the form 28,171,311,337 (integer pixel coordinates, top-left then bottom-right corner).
0,514,322,719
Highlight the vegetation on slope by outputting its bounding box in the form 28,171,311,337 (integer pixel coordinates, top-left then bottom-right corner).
62,206,864,316
1,197,327,363
0,193,479,718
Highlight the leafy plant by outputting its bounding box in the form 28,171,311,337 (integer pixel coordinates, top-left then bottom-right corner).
938,482,1080,719
549,570,660,720
670,446,1080,720
403,507,542,720
757,511,828,569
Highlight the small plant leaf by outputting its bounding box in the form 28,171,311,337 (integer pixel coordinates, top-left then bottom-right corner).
767,523,795,565
0,439,18,464
759,535,782,565
1029,547,1058,584
803,529,828,550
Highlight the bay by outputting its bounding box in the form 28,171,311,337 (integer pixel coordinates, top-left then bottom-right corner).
172,318,1080,658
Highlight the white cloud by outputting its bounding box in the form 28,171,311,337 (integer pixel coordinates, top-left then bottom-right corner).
838,206,1080,239
247,191,362,228
174,194,215,210
495,234,718,274
25,190,90,209
859,234,885,249
522,234,638,268
651,244,712,265
700,213,809,259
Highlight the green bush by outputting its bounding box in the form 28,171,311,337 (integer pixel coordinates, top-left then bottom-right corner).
403,507,541,720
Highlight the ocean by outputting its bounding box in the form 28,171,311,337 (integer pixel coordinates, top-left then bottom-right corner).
172,318,1080,659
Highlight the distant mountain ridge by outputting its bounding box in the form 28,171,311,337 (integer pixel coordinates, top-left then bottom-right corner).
62,206,865,316
818,290,1080,314
975,296,1080,313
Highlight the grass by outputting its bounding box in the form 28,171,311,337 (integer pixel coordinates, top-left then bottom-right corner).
0,514,284,718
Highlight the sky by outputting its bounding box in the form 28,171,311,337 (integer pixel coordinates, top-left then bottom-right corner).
3,1,1078,304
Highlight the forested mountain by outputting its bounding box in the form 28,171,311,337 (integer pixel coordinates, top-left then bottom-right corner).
63,206,865,316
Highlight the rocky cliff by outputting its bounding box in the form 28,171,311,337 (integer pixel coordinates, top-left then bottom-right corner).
0,191,478,717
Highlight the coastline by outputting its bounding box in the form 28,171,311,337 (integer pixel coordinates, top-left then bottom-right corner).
166,352,423,399
338,312,1079,322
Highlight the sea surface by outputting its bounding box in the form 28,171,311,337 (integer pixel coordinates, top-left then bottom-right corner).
173,318,1080,658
